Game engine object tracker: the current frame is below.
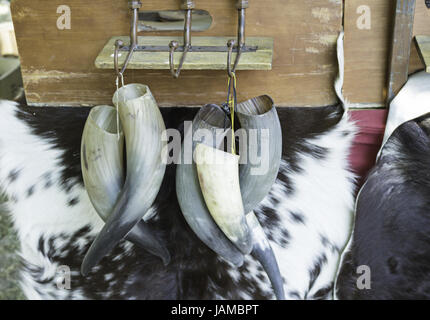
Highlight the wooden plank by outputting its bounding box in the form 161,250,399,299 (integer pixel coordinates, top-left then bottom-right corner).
343,0,394,105
386,0,416,104
95,36,273,70
344,0,430,106
11,0,342,107
415,35,430,73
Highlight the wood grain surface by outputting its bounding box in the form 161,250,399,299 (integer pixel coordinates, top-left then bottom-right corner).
11,0,343,107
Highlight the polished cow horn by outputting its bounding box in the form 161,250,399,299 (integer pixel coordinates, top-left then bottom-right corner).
176,104,244,267
81,84,168,276
194,143,253,255
236,95,284,299
81,105,170,268
236,95,282,213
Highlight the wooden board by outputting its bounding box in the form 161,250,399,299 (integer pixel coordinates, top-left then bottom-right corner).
95,36,273,70
386,0,416,104
415,35,430,73
344,0,430,106
11,0,342,107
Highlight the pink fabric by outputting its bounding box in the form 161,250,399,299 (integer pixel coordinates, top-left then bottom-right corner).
348,109,388,189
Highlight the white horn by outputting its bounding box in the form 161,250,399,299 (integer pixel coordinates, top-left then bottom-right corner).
194,143,253,255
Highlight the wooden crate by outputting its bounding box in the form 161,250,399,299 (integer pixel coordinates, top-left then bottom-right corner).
11,0,342,107
11,0,430,108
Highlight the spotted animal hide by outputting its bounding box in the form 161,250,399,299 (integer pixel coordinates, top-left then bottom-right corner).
336,71,430,300
0,99,356,300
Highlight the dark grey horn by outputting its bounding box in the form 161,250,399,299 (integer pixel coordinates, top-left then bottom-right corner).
236,95,284,300
236,95,282,214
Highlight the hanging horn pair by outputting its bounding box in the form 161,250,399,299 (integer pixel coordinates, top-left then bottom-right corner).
196,96,285,299
81,106,170,268
177,96,284,299
81,84,169,276
176,105,245,267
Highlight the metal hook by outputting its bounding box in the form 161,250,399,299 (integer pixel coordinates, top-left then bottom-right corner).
113,1,142,77
169,0,194,78
226,0,248,77
227,39,237,78
114,39,124,78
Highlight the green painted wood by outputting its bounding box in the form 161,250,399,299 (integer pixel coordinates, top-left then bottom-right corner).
95,36,273,70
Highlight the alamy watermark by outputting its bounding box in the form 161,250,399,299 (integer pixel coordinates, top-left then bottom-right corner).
57,5,71,30
356,265,371,290
56,265,71,290
161,123,271,176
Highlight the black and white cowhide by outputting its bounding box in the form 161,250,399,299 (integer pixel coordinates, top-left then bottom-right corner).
336,71,430,300
0,99,356,300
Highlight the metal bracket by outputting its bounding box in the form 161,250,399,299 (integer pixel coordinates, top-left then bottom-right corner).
118,45,258,52
113,0,257,78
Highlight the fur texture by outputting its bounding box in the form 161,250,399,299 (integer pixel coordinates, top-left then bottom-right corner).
336,115,430,299
336,71,430,300
0,101,356,300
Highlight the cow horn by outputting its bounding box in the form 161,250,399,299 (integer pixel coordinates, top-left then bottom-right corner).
194,143,253,255
80,105,170,269
236,95,282,213
236,95,284,299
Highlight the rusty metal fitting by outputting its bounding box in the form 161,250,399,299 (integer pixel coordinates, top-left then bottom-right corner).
236,0,249,9
181,0,196,10
128,0,142,10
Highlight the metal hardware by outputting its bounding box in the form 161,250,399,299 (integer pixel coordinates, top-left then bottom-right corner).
227,0,248,77
114,0,142,77
168,0,194,78
227,40,237,78
112,0,258,76
118,45,258,52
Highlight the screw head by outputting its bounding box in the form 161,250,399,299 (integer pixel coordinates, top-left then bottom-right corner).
169,41,179,49
227,39,236,48
236,0,249,9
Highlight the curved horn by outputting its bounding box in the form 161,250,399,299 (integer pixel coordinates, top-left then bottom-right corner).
194,143,253,255
236,95,282,214
81,105,170,268
236,95,284,299
176,104,244,267
81,84,168,275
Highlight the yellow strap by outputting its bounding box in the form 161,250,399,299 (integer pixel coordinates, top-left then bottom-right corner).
227,73,237,155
